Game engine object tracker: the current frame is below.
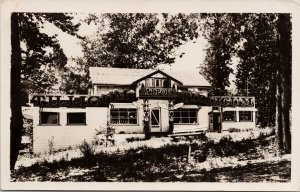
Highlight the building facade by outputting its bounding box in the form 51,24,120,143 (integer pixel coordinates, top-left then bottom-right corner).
28,67,257,153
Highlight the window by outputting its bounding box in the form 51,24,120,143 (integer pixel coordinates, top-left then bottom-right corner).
145,78,168,88
145,78,154,87
155,79,161,87
111,108,137,125
40,112,59,125
223,111,236,121
173,109,198,124
67,112,86,125
239,111,253,122
162,79,168,88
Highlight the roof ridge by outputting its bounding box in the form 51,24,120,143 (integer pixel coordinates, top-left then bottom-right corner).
89,67,211,87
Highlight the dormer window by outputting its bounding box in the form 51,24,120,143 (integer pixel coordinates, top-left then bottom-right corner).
155,79,161,87
146,78,154,87
145,78,169,88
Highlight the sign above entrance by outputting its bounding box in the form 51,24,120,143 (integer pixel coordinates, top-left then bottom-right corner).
139,87,255,107
139,87,177,99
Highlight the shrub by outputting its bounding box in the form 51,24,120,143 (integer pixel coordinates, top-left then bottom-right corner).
194,135,257,162
79,140,95,160
215,136,239,156
95,122,116,147
48,136,55,155
256,132,270,146
194,140,214,163
228,128,239,133
92,135,105,146
194,133,209,142
194,149,207,162
126,137,144,143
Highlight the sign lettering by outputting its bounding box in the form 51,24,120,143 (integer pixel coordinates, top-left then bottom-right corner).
29,90,137,108
139,87,177,99
29,89,255,108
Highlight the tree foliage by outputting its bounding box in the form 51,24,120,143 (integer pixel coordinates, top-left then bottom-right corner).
82,13,199,68
200,13,291,154
200,14,241,95
18,13,81,95
62,13,200,94
11,12,80,169
234,14,278,127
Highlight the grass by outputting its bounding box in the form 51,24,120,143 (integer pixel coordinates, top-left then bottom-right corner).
11,132,290,182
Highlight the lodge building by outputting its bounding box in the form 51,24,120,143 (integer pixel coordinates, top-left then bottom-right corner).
28,67,257,154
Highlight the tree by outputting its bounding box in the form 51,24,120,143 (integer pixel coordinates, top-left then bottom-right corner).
59,57,90,94
228,13,291,153
62,13,201,94
234,14,278,127
200,14,241,95
275,14,292,154
201,14,292,152
81,13,199,68
10,13,80,169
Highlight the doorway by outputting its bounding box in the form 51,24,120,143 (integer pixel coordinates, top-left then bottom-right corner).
150,109,161,132
212,113,220,132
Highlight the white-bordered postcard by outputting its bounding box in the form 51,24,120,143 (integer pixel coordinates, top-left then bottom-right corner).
1,0,300,191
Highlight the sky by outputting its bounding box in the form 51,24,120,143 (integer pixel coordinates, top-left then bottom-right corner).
40,14,236,89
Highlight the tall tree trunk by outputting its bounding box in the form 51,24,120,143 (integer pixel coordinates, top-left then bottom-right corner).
276,77,284,150
10,13,23,170
276,14,292,154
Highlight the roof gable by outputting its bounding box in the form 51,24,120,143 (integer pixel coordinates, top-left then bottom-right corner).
131,70,183,85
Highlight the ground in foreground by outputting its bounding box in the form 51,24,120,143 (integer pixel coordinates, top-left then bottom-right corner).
11,129,291,182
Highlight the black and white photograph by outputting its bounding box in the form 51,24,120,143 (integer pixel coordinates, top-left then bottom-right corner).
1,0,300,191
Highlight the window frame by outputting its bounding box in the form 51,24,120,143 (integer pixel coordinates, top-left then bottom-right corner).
222,111,236,122
67,112,87,125
145,77,169,88
173,108,198,125
239,111,253,122
39,112,60,126
145,78,154,87
110,108,138,125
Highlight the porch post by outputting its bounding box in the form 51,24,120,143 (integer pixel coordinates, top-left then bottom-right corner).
168,100,174,134
143,99,150,139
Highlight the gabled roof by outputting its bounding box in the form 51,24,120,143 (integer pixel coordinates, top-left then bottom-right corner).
163,69,211,87
132,70,183,85
89,67,211,87
89,67,155,85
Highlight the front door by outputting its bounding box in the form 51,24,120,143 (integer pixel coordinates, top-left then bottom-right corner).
213,113,220,132
150,109,161,132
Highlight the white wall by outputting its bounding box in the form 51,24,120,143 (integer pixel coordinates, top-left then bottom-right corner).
32,107,108,154
173,105,210,132
222,121,256,131
208,107,257,132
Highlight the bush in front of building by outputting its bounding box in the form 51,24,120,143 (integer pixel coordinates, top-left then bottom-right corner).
12,133,275,182
194,136,257,163
228,128,240,133
126,137,145,143
78,140,95,162
95,122,116,147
